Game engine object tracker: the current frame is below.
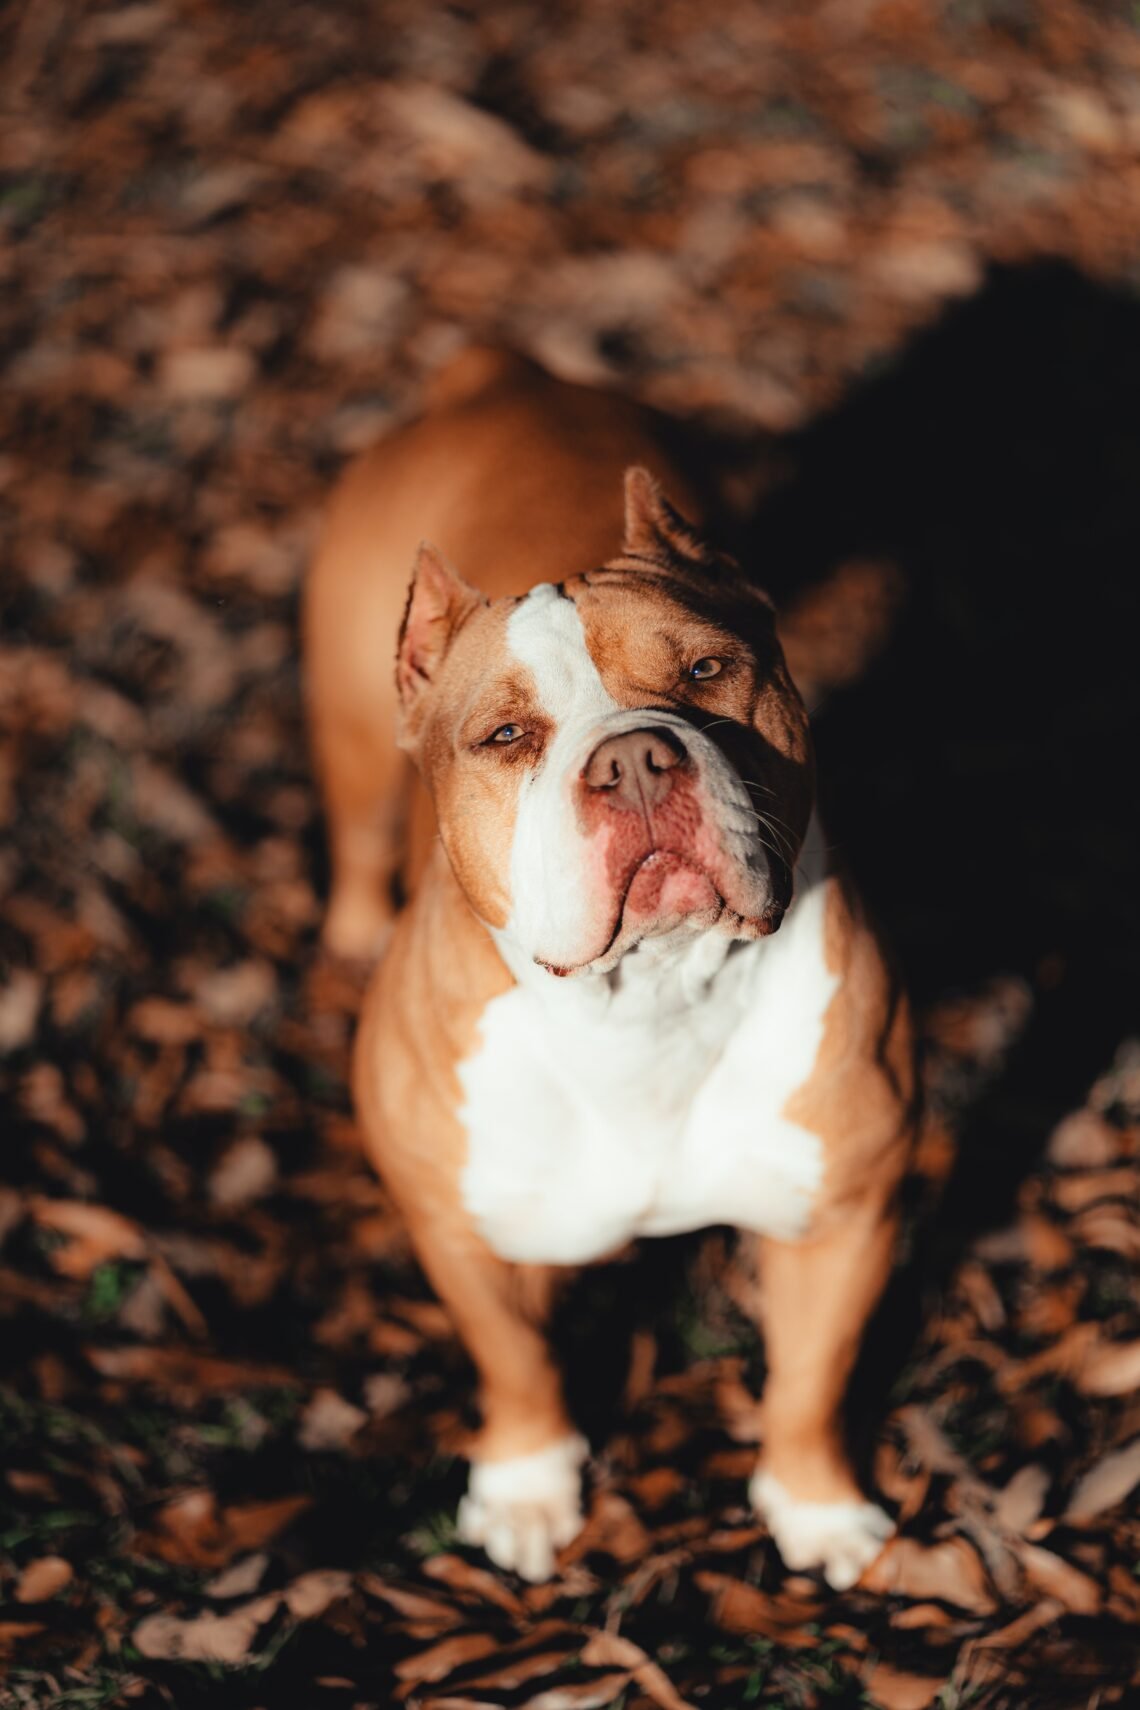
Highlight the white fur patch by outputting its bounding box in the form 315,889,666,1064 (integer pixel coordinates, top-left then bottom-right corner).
506,582,617,726
502,585,619,970
456,1433,588,1581
750,1468,895,1590
457,835,835,1265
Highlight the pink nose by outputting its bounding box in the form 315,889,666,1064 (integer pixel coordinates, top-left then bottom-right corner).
581,727,688,812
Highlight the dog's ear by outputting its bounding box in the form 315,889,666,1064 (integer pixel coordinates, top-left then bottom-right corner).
396,542,486,732
621,467,772,612
622,467,709,566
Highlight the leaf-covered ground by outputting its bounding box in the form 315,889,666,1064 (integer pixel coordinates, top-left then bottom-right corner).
2,3,1140,1706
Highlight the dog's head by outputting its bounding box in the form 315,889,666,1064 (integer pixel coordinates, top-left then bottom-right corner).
396,469,814,976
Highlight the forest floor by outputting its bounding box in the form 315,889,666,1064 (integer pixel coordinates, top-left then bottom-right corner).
2,3,1140,1706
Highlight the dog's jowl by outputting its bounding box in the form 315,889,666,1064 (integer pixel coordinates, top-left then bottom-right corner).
305,348,915,1590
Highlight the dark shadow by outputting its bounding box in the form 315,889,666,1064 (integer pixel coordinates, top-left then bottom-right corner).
746,261,1140,1256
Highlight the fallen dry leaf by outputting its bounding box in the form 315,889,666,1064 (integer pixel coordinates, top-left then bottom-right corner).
224,1495,313,1554
1077,1339,1140,1397
133,1568,349,1663
297,1387,368,1451
863,1662,945,1710
1049,1166,1139,1212
30,1197,145,1278
139,1490,228,1569
203,1553,269,1599
1065,1437,1140,1522
85,1344,295,1394
1070,1204,1140,1259
0,1623,47,1657
991,1463,1050,1533
860,1537,997,1614
358,1574,464,1628
580,1631,697,1710
134,1594,281,1663
460,1646,583,1694
1018,1544,1101,1614
969,1597,1065,1651
519,1679,633,1710
0,968,42,1052
1047,1111,1121,1167
193,959,277,1025
363,1371,411,1417
393,1632,501,1684
889,1601,958,1630
416,1699,504,1710
139,1489,310,1569
208,1135,279,1208
695,1571,823,1641
423,1553,528,1616
426,1698,526,1710
14,1556,74,1603
282,1569,353,1619
565,1491,651,1565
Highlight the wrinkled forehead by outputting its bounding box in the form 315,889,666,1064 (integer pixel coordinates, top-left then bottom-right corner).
563,570,758,692
432,572,760,743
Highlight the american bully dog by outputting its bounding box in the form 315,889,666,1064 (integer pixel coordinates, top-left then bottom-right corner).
305,348,915,1589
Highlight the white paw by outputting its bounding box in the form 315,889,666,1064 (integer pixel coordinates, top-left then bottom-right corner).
456,1434,588,1582
750,1469,895,1591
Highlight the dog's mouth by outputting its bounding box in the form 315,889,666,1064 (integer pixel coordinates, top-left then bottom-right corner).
622,848,721,924
535,847,781,977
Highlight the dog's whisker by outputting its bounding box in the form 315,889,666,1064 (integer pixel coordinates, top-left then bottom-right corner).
741,794,799,854
752,812,797,867
738,776,782,802
743,794,798,834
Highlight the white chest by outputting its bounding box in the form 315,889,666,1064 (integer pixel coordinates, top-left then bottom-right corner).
456,878,837,1266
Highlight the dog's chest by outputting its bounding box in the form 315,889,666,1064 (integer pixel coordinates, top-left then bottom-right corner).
457,880,838,1266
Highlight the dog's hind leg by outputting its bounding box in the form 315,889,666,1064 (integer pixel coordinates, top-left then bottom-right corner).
314,716,406,959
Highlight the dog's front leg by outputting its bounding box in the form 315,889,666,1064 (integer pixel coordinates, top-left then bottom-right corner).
408,1222,586,1581
746,1191,898,1590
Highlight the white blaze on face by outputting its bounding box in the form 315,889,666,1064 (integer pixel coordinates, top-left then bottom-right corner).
506,583,618,728
502,584,622,970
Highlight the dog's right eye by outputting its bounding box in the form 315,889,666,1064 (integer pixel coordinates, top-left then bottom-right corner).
486,724,525,745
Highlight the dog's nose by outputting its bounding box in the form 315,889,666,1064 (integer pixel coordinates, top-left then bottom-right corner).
582,727,688,811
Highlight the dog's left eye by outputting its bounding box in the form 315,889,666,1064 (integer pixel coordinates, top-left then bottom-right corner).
687,657,723,680
487,724,525,744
